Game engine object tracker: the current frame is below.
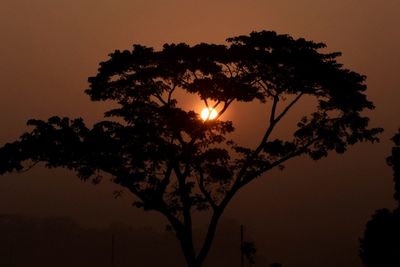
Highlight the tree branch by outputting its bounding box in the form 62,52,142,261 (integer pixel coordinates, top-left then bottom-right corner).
235,92,304,186
154,93,168,106
274,92,304,123
159,163,173,201
173,164,197,260
167,83,177,105
234,95,279,184
194,137,319,265
239,137,319,188
215,98,234,120
269,95,278,123
196,164,218,210
222,63,234,78
196,209,223,265
17,160,40,173
256,79,270,94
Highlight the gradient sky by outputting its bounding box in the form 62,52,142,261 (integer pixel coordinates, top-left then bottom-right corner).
1,1,400,266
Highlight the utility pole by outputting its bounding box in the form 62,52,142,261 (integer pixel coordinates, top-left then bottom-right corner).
240,224,244,267
111,234,115,267
9,240,13,267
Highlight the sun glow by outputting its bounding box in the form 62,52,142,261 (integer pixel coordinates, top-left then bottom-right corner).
200,107,218,121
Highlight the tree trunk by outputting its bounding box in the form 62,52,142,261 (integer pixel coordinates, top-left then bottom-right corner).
187,261,201,267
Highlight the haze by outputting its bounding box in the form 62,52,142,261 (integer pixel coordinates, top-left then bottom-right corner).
0,0,399,266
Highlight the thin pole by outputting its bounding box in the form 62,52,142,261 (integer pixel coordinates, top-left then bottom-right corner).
240,224,244,267
111,234,115,267
9,242,12,267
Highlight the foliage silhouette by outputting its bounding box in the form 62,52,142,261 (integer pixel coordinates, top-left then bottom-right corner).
0,30,382,267
241,241,256,266
360,130,400,267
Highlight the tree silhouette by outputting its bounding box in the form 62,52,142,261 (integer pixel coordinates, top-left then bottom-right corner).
0,31,382,267
360,130,400,267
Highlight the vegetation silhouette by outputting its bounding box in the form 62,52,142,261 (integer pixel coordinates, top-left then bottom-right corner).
240,224,259,266
0,214,182,267
360,130,400,266
0,30,382,267
241,241,256,266
0,214,258,267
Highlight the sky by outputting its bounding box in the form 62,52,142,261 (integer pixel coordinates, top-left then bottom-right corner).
0,0,400,266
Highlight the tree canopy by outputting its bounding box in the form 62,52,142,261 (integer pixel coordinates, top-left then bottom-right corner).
0,31,382,267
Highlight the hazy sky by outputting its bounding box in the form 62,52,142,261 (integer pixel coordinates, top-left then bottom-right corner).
1,1,400,266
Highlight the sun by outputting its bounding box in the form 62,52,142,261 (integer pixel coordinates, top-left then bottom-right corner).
201,107,218,121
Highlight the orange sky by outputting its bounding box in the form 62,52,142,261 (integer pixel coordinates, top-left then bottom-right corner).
0,1,400,266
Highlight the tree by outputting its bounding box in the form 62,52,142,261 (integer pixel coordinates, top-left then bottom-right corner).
0,31,382,267
360,130,400,267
